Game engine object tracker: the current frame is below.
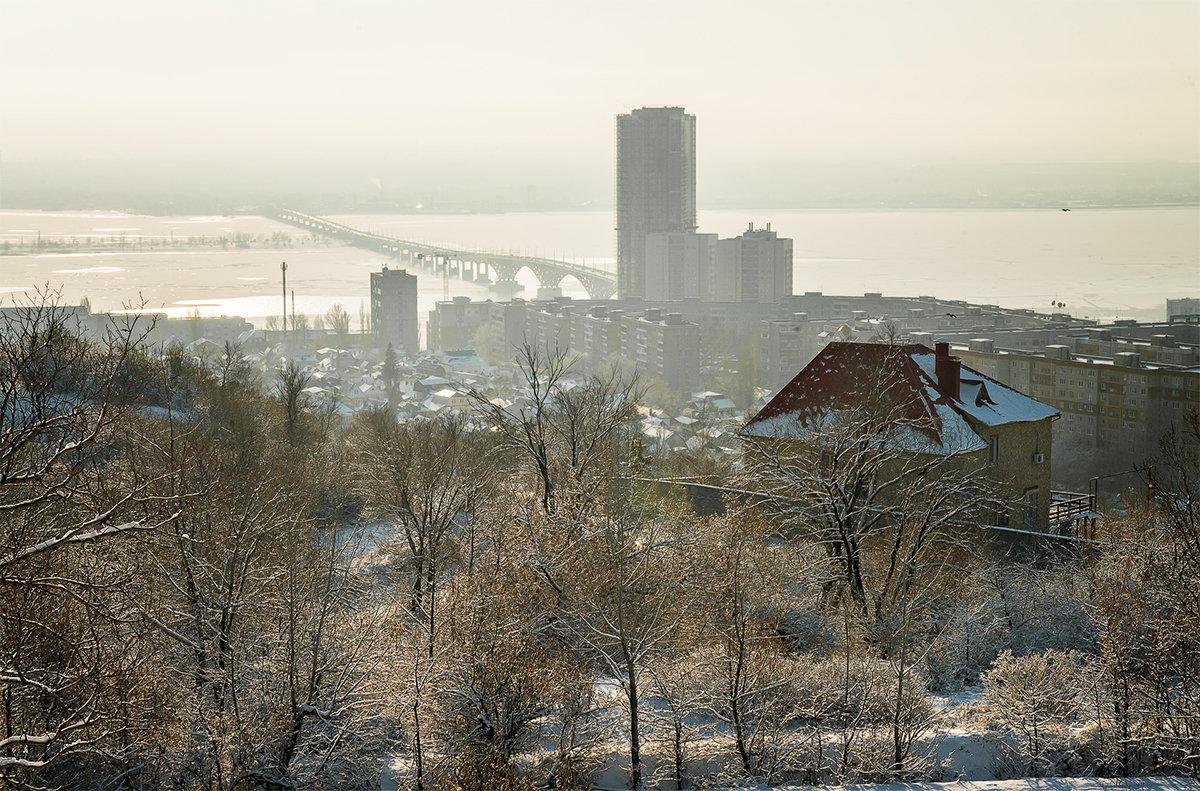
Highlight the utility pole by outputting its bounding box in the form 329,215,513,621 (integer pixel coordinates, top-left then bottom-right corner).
280,262,288,336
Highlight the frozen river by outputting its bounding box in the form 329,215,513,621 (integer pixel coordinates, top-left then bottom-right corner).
2,206,1196,330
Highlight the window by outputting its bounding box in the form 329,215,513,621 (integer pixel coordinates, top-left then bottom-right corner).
988,436,999,466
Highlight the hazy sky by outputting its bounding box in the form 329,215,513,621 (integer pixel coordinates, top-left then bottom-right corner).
2,0,1198,169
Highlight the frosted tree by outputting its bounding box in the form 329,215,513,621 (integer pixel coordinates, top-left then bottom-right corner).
0,295,179,783
741,347,998,648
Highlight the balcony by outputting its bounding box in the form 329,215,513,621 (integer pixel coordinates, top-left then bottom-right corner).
1049,490,1098,525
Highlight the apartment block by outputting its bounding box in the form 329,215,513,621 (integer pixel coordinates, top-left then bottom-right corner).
952,340,1200,455
427,298,702,390
643,231,718,300
370,267,419,353
711,224,793,303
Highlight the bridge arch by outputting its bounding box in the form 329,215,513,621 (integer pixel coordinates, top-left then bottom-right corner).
513,264,543,296
557,274,588,299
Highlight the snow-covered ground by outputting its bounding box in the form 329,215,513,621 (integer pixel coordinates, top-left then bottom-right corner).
709,780,1198,791
379,677,1196,791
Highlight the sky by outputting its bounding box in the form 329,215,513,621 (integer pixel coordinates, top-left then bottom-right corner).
1,0,1197,199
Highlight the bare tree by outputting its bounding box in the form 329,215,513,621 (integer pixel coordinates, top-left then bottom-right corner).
0,295,180,783
216,339,254,389
326,303,351,376
685,505,813,781
1089,409,1200,779
562,498,688,790
350,413,495,618
274,360,311,445
129,372,380,789
741,350,995,647
292,312,311,344
983,649,1087,776
469,341,641,517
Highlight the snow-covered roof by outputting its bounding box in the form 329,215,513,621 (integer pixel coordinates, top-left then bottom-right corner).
741,342,1058,455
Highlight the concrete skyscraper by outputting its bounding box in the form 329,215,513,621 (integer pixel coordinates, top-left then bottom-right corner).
616,106,696,299
371,267,419,353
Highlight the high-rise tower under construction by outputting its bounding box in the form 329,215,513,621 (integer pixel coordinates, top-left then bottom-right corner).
616,107,696,299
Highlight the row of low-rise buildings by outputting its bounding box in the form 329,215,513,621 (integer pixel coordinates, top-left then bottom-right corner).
427,291,1093,395
428,297,701,391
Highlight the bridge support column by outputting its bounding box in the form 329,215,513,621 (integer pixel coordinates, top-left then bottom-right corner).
536,286,563,300
492,279,523,301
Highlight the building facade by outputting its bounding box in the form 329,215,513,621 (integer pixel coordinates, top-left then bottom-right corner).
742,342,1060,531
370,267,418,353
426,297,701,391
643,231,717,301
616,106,697,299
711,224,793,303
951,340,1200,456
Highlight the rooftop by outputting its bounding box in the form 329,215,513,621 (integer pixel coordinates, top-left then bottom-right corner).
742,342,1058,455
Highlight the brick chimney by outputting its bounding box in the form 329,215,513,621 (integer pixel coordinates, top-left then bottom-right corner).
934,341,961,400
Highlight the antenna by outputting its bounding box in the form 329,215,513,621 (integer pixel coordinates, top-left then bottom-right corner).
280,262,288,335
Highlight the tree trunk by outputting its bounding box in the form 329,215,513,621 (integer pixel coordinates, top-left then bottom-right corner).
627,661,641,789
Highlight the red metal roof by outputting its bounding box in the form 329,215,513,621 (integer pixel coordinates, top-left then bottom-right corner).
742,342,1057,448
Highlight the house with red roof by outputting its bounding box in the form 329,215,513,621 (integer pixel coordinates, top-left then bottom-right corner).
741,341,1060,531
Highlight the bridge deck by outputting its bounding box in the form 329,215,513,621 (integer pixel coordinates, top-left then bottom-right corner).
268,208,616,298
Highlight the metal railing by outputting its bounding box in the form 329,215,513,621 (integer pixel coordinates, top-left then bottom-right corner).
1049,490,1096,523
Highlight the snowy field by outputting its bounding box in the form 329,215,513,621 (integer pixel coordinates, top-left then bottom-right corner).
715,777,1195,791
708,780,1198,791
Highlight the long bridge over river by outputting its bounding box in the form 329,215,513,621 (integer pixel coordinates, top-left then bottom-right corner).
267,208,617,300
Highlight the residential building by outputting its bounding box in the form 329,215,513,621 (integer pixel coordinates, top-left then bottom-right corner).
426,296,494,350
1167,297,1200,321
742,342,1060,531
643,231,718,300
949,340,1200,456
759,313,822,389
426,297,702,390
711,224,793,303
370,267,418,353
616,106,697,299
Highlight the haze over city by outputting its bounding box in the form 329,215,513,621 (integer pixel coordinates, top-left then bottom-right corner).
2,3,1200,790
2,0,1198,209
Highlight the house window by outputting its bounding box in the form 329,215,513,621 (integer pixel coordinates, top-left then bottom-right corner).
988,436,999,466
